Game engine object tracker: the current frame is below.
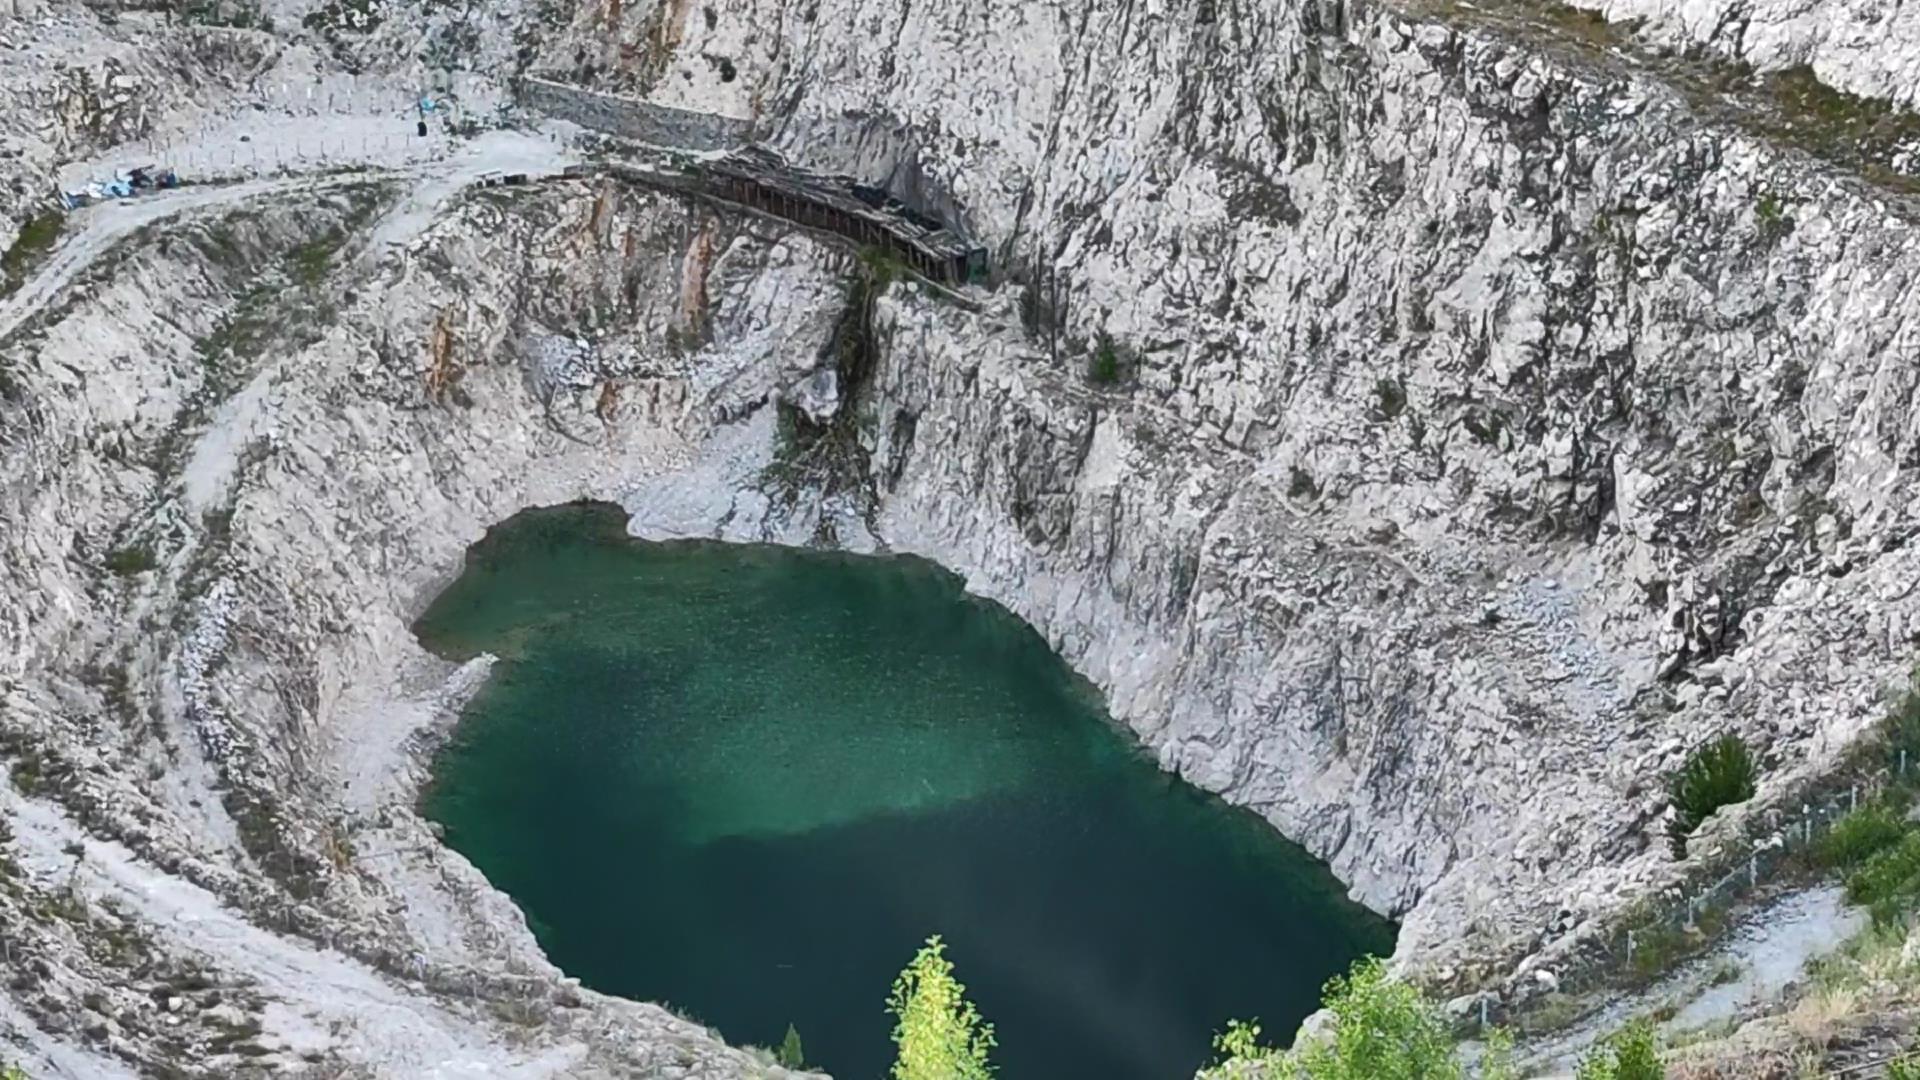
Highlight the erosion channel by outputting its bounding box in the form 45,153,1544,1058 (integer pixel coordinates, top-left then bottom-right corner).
415,502,1396,1079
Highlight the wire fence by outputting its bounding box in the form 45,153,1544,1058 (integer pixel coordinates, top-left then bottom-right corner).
1481,739,1916,1037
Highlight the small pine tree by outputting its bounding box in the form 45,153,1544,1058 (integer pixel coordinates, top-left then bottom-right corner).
1666,733,1757,858
887,935,995,1080
775,1023,805,1069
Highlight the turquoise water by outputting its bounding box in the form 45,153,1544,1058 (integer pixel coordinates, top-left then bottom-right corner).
417,503,1395,1080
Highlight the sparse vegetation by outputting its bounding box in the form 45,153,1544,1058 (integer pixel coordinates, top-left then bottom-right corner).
9,749,46,795
1088,333,1125,386
104,542,158,578
180,0,271,28
1462,408,1505,448
1754,193,1792,244
1766,65,1920,152
1479,1027,1520,1080
887,936,995,1080
1814,800,1910,873
301,0,382,36
859,245,909,288
1288,465,1319,500
1372,378,1407,421
1574,1019,1664,1080
1,211,63,299
1845,831,1920,925
1665,733,1757,858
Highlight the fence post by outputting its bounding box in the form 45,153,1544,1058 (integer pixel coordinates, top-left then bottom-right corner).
1626,929,1635,967
1479,997,1488,1032
1852,784,1859,813
1749,853,1757,888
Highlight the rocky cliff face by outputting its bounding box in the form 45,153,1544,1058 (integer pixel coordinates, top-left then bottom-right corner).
0,156,852,1074
6,0,1920,1073
593,0,1920,990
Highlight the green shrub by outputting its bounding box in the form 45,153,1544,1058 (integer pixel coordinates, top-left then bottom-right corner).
1628,919,1692,981
1088,334,1123,386
1202,958,1463,1079
858,246,907,287
1575,1019,1664,1080
1666,734,1757,858
1286,957,1462,1080
1372,378,1407,421
1845,831,1920,923
1,211,63,297
1886,1057,1920,1080
104,543,157,578
1754,194,1793,243
887,936,994,1080
1479,1028,1519,1080
1815,803,1912,871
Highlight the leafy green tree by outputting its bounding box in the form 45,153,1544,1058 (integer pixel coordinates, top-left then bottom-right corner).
886,935,994,1080
1575,1019,1663,1080
1202,958,1462,1080
1290,957,1462,1080
1666,733,1757,857
775,1023,805,1069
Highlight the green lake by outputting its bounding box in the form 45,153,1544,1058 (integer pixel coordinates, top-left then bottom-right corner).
417,502,1395,1079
